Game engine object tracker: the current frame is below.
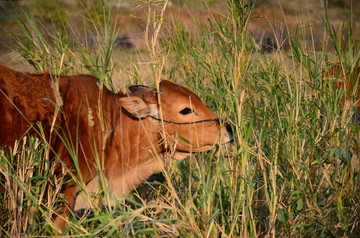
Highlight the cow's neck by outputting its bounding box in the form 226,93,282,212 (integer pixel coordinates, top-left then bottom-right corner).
70,90,165,210
103,92,164,192
109,113,163,168
104,93,163,158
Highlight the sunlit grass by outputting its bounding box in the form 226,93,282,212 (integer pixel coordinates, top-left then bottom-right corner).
0,0,359,237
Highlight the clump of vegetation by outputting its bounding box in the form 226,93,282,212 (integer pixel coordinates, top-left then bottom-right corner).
0,0,359,236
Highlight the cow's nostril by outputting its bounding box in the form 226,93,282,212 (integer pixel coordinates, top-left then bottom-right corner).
225,123,234,142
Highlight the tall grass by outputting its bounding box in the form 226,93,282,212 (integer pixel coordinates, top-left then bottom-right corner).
0,136,64,235
1,0,359,237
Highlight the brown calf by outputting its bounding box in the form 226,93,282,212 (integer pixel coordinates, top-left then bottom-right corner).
0,64,232,231
328,65,360,108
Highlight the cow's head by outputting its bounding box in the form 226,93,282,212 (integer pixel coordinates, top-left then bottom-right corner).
120,80,232,152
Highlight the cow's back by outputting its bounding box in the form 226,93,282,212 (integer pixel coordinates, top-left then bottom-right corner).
0,65,57,147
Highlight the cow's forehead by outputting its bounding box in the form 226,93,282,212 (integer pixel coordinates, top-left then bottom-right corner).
160,80,202,103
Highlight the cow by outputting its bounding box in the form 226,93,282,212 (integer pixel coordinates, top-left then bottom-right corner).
0,64,232,232
328,65,360,108
326,65,359,123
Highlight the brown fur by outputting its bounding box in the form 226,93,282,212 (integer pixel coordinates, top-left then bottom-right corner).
327,65,360,108
0,64,232,232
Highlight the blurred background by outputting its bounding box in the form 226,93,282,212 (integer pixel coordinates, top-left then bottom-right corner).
0,0,359,71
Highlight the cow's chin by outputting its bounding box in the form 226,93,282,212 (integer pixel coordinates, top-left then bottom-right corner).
169,146,216,161
183,145,216,153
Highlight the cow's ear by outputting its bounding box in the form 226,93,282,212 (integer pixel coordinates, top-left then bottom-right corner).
120,96,150,118
120,96,159,119
128,85,157,104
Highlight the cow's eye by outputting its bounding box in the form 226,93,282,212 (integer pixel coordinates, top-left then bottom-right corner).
179,108,194,115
